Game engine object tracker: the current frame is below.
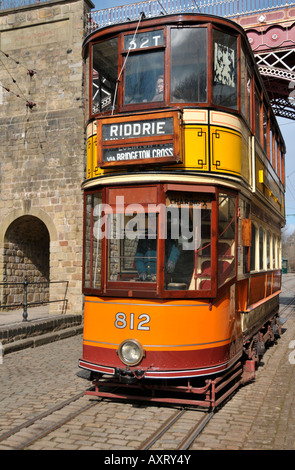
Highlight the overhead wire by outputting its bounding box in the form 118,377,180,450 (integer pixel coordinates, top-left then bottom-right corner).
0,49,36,109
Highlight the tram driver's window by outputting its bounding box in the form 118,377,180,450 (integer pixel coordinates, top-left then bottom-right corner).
213,31,237,109
124,51,164,104
164,192,212,291
108,212,158,283
171,28,207,103
84,193,102,289
92,38,118,114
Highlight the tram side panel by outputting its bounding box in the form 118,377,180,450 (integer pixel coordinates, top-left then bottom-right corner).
81,289,243,379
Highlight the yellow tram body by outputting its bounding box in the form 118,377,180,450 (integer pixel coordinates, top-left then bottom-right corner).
79,11,285,406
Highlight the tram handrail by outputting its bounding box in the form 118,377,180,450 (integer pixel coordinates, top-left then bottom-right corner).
0,277,69,321
87,0,295,32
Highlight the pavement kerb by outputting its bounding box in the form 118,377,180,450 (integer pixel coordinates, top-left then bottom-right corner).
2,325,83,356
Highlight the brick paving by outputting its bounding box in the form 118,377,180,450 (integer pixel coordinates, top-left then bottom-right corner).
191,275,295,450
0,275,294,450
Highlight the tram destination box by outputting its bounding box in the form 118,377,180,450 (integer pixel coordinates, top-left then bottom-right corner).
97,110,183,167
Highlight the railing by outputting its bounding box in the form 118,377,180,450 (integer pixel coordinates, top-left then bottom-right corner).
0,277,68,321
88,0,295,32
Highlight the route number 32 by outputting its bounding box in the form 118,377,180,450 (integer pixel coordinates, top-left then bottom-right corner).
115,312,150,331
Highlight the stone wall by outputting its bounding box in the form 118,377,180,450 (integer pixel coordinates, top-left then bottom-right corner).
0,0,93,314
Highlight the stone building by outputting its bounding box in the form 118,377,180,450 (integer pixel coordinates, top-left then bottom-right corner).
0,0,93,314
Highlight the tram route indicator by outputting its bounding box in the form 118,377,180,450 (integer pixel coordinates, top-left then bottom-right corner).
98,111,182,167
102,118,173,141
103,143,174,163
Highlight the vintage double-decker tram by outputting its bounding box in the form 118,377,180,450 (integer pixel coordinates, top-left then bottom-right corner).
79,9,286,407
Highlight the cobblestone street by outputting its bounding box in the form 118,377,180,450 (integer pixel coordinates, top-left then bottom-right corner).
0,275,295,451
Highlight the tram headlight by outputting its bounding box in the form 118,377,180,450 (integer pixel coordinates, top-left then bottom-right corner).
117,339,144,366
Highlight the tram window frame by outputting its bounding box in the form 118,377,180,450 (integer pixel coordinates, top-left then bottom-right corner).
240,48,253,127
250,222,258,272
259,226,264,271
263,103,269,155
103,184,161,297
217,191,238,288
212,29,238,110
170,26,208,105
163,186,217,297
270,126,275,169
121,27,166,110
91,37,119,115
267,231,271,270
240,48,246,119
83,189,104,293
254,86,262,145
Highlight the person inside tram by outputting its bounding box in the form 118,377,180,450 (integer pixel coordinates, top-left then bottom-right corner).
152,75,164,101
135,216,179,281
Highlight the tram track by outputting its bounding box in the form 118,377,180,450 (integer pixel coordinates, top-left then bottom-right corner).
138,408,214,451
0,283,292,451
0,389,100,450
0,384,214,451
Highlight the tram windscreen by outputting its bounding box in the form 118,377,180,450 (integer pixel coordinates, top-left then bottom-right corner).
124,51,164,104
84,192,102,289
108,213,158,283
171,28,207,103
164,193,212,291
92,38,118,113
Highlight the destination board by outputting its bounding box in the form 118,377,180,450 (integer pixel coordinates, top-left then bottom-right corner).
97,111,182,167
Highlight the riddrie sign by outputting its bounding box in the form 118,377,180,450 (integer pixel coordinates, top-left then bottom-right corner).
97,110,182,167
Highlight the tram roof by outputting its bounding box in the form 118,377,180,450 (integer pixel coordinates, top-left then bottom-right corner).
84,10,246,45
86,0,293,34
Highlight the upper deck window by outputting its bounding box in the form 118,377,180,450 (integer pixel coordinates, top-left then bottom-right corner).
213,31,237,109
124,51,164,104
124,29,164,105
171,28,207,103
92,38,118,114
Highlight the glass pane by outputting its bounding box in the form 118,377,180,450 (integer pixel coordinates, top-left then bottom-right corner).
165,193,212,291
213,31,237,109
218,194,236,286
171,28,207,103
247,67,251,125
92,194,102,288
108,213,158,282
84,193,102,289
267,232,270,269
255,88,260,142
259,227,264,270
263,106,268,152
250,224,256,271
124,51,164,104
241,49,246,117
92,38,118,114
84,194,92,288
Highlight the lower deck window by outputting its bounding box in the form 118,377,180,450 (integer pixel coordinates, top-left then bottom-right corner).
108,213,158,283
83,186,237,296
164,192,212,291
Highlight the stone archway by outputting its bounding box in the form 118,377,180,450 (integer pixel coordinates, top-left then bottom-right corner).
2,216,50,308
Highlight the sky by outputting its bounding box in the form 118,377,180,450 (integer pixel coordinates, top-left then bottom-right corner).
92,1,295,234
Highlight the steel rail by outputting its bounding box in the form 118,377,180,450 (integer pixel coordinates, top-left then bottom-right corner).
138,407,213,450
14,400,99,450
0,390,86,443
177,410,214,450
138,408,186,450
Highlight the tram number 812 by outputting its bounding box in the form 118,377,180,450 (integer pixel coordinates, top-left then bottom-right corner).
114,312,151,331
